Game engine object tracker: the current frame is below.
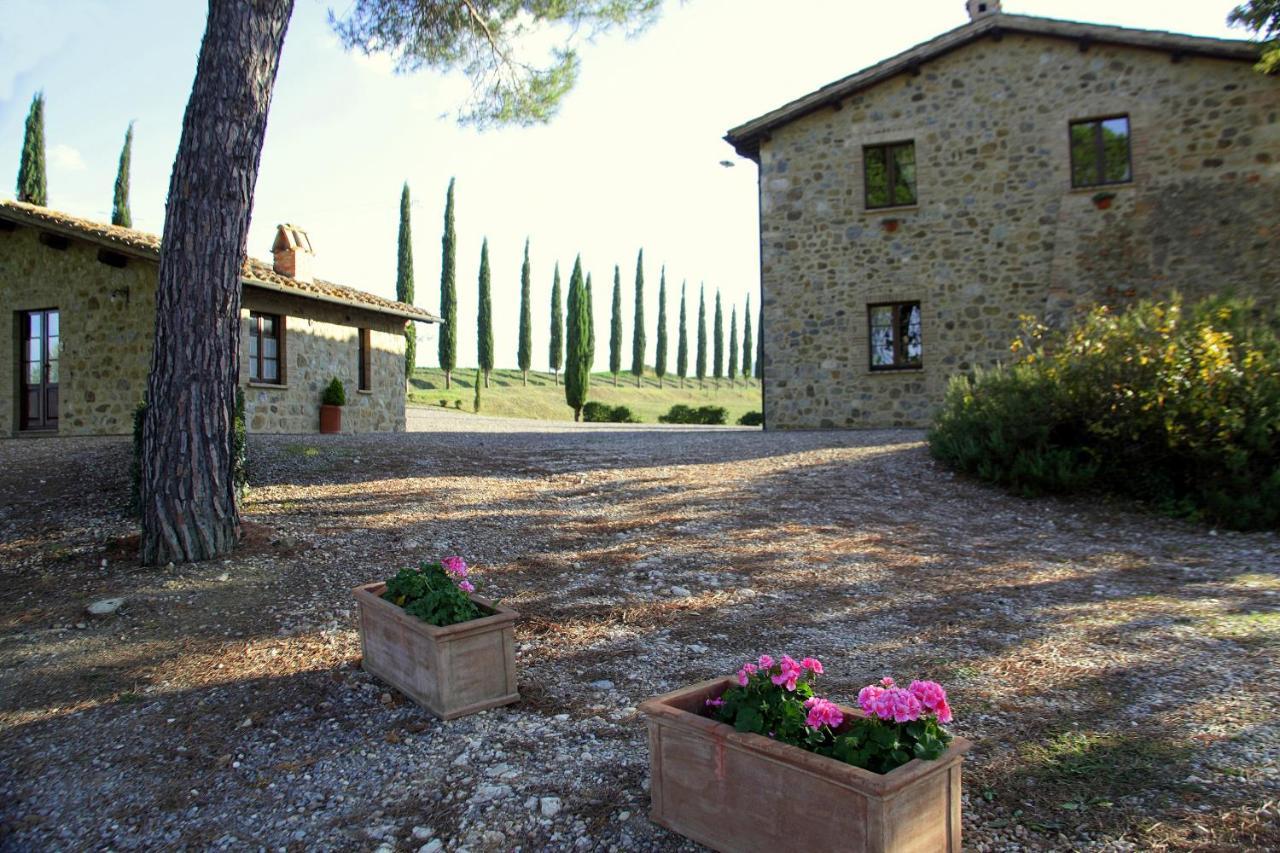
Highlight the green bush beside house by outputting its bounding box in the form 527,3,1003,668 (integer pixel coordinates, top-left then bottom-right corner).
928,296,1280,530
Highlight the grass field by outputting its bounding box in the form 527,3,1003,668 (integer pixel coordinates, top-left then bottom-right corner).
408,366,763,424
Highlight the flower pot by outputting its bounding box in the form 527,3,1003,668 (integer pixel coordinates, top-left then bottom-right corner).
319,404,342,434
352,581,519,719
1092,196,1114,210
882,218,900,233
639,677,971,853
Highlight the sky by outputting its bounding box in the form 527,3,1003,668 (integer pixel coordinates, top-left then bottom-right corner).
0,0,1250,371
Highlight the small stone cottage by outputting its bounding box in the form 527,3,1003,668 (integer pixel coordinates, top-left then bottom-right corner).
0,201,438,436
726,1,1279,428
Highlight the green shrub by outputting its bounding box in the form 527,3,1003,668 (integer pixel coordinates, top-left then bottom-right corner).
321,377,346,406
384,561,481,627
583,402,640,423
659,404,728,425
737,411,764,426
129,400,146,516
929,296,1280,529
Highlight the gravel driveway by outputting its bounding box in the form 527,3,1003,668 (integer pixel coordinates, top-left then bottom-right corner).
1,425,1277,851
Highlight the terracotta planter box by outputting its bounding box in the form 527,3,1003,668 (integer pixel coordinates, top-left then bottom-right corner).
353,582,519,719
639,677,971,853
319,404,342,433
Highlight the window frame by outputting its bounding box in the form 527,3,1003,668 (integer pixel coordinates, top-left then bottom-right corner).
247,312,285,384
863,140,918,210
358,328,372,392
867,301,923,372
1068,114,1133,189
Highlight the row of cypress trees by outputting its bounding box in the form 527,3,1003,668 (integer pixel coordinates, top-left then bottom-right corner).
402,177,762,397
15,91,135,228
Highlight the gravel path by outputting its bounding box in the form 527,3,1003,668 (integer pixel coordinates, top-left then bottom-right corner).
1,427,1277,851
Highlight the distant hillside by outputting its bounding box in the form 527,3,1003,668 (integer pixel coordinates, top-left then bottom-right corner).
408,367,762,424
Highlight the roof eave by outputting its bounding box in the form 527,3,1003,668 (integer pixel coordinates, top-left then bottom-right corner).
242,277,440,324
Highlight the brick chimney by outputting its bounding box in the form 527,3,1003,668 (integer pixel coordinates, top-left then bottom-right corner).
271,224,314,283
966,0,1001,20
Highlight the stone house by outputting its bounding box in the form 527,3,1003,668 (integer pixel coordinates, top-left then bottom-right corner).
0,200,438,436
726,1,1279,428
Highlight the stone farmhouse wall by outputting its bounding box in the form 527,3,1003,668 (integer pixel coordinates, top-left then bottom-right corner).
1,222,407,436
757,34,1280,429
240,289,406,434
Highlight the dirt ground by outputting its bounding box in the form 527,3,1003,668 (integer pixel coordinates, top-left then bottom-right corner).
1,417,1278,851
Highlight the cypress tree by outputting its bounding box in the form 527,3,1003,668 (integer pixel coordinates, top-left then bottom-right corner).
654,266,668,388
517,238,532,386
608,265,622,386
16,91,47,206
396,182,415,379
696,284,708,388
438,178,458,388
585,272,596,370
112,122,134,227
564,256,590,421
473,368,482,413
742,295,754,384
712,290,724,387
549,263,563,384
756,316,763,379
477,237,493,387
728,306,738,387
630,249,646,386
676,281,689,388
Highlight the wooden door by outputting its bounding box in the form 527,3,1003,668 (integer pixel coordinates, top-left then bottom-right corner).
20,308,59,431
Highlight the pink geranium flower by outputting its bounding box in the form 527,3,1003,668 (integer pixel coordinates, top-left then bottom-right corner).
868,686,922,723
737,662,758,686
858,684,884,715
770,655,803,691
458,579,475,594
705,697,724,708
441,556,468,578
803,697,844,730
758,654,774,670
800,657,824,675
908,680,952,723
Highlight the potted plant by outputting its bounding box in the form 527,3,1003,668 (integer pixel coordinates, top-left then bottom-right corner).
353,557,519,719
882,217,900,233
1091,191,1117,210
639,656,971,852
319,377,345,433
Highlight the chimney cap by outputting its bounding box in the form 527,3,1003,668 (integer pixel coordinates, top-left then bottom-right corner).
271,223,313,256
966,0,1001,20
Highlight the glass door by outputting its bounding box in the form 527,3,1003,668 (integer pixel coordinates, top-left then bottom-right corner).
20,308,59,430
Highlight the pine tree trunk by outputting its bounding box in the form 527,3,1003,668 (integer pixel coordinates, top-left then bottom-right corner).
484,369,490,389
444,369,451,389
140,0,293,566
554,370,559,386
522,370,528,387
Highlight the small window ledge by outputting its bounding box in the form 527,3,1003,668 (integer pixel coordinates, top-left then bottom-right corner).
1069,181,1133,195
357,389,373,395
247,381,288,390
864,204,920,216
866,366,925,375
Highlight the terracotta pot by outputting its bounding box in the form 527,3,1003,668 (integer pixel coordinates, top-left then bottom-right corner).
882,218,900,233
352,582,519,719
319,404,342,433
1094,197,1113,210
639,677,972,853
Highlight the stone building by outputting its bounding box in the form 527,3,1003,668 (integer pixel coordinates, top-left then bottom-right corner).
726,3,1279,428
0,201,437,436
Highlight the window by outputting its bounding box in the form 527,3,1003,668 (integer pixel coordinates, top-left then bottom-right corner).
248,312,283,383
864,141,917,209
1070,116,1131,187
358,328,371,391
868,302,922,370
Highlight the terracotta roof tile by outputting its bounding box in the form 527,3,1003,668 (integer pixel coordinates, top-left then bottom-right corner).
0,200,439,323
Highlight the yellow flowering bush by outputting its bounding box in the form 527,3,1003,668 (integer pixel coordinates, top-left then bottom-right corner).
929,296,1280,529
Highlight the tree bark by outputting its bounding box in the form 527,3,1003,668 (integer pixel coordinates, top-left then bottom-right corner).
141,0,293,565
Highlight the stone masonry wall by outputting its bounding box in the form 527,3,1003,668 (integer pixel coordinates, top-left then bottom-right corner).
1,223,408,436
0,225,156,436
757,34,1280,429
240,289,406,434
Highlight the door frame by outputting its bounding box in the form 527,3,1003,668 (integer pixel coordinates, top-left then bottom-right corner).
18,307,59,432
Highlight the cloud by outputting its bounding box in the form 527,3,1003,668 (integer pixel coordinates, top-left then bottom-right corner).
49,144,86,172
